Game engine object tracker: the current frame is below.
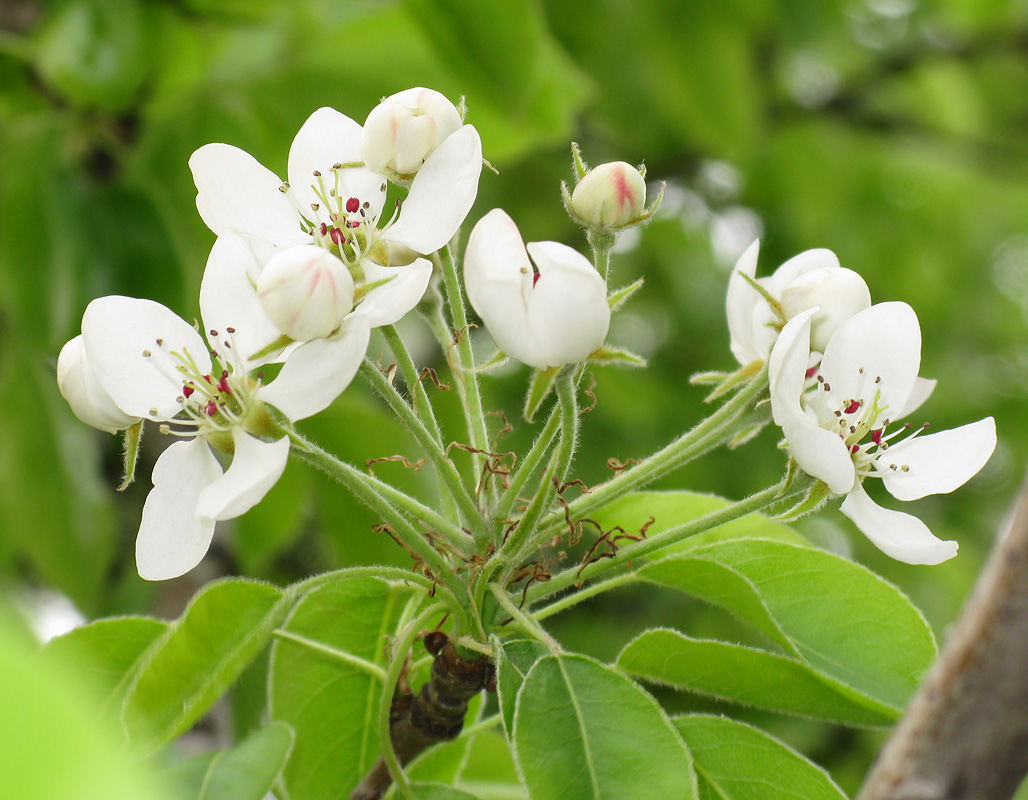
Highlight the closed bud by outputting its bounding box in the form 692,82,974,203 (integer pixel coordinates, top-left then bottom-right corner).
570,161,647,230
361,87,463,176
781,266,871,352
57,335,140,433
257,246,355,341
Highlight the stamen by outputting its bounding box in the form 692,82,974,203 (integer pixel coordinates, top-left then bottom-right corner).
844,399,861,414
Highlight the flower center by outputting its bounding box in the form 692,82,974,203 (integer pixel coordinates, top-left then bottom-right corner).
289,166,393,275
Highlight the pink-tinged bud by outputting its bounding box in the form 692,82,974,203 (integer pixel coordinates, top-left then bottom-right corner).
361,87,462,176
57,335,140,433
256,245,355,341
780,266,871,352
570,161,646,230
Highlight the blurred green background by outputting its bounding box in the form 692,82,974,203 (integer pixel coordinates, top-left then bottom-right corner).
1,0,1026,793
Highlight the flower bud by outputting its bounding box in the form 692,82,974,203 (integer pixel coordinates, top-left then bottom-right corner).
361,87,463,176
570,162,647,230
57,335,140,433
780,266,871,352
257,246,355,341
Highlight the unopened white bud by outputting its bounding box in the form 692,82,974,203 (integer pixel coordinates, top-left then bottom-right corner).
361,87,462,176
257,246,355,341
781,266,871,352
570,161,646,230
57,335,140,433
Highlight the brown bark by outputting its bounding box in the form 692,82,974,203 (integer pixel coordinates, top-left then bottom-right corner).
349,635,494,800
857,475,1028,800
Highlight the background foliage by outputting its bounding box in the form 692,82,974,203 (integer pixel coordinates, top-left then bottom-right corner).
1,0,1027,795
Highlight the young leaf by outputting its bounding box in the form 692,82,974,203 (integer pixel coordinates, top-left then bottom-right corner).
36,616,167,713
639,538,937,709
513,654,697,799
673,715,847,800
122,578,289,750
617,628,899,726
495,638,549,738
268,573,423,799
166,721,295,800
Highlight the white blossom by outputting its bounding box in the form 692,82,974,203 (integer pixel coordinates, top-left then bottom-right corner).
769,302,996,564
360,87,464,177
464,209,610,370
727,240,871,365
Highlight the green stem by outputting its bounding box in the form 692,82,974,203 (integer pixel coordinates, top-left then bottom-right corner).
380,324,459,522
378,603,447,800
435,245,494,512
360,359,482,533
487,372,579,581
532,572,641,621
493,402,561,524
546,369,768,533
526,478,793,605
587,230,614,280
488,583,561,654
286,429,467,601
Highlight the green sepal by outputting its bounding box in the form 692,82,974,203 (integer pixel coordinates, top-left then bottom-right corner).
589,345,646,368
524,366,560,423
774,475,833,522
693,360,764,402
727,417,770,449
117,420,144,492
569,141,589,180
608,277,645,312
739,271,786,323
470,349,509,374
352,275,393,303
248,334,294,364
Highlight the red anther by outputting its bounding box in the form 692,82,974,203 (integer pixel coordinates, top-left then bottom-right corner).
844,399,861,414
218,374,230,394
533,272,541,287
182,385,195,399
330,226,345,245
347,220,361,229
346,197,360,213
205,399,218,416
871,429,883,445
805,365,819,379
320,222,328,236
850,444,860,454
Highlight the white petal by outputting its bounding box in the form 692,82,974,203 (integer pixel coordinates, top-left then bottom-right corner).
768,307,817,426
196,429,290,521
260,317,371,421
726,239,764,365
286,107,386,223
783,418,856,494
780,266,871,353
57,335,140,433
198,233,285,367
879,417,997,501
189,143,308,250
819,302,920,417
526,241,610,368
351,258,433,327
765,248,841,295
82,296,211,420
463,208,530,306
386,125,483,254
840,481,958,565
136,437,222,580
897,377,936,419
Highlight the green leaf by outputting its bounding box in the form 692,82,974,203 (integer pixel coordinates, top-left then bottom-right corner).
494,638,548,738
411,783,488,800
673,715,847,800
37,616,167,712
167,721,295,800
123,578,289,750
268,573,422,799
617,629,898,726
639,538,936,708
591,491,810,555
513,654,697,799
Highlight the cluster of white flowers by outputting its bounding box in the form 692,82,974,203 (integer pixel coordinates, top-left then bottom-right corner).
58,88,485,580
729,242,996,564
